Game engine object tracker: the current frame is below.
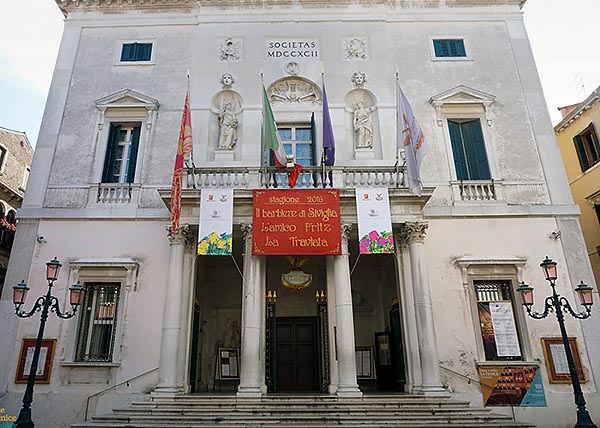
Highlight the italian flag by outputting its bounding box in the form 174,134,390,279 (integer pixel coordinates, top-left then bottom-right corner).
263,86,302,188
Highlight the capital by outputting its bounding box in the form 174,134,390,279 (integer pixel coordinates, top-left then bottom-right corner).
240,223,252,242
167,224,189,245
401,222,428,244
341,223,352,244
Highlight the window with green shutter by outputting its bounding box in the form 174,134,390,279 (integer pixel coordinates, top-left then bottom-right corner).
120,42,153,62
433,39,466,57
102,123,141,183
573,122,600,172
448,119,491,180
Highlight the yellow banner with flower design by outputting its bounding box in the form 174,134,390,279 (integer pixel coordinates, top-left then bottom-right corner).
198,189,234,256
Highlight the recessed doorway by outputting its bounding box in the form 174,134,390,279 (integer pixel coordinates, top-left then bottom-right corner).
275,317,319,392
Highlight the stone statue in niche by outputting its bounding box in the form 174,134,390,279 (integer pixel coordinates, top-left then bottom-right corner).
351,71,367,88
344,37,368,60
353,100,376,149
219,38,241,62
217,102,238,150
220,73,234,90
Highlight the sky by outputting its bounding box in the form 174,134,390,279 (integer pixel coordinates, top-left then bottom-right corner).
0,0,599,147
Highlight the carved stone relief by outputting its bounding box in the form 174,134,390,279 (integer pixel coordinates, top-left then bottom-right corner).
218,37,242,62
268,77,322,104
343,37,369,61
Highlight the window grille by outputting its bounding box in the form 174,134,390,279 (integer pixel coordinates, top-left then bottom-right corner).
76,283,120,362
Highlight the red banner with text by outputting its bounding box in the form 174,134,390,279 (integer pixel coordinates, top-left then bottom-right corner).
252,189,342,255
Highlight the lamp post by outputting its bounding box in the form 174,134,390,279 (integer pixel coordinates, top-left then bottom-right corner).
12,257,85,428
517,256,597,428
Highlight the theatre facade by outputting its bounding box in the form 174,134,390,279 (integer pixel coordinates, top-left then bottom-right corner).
0,1,599,427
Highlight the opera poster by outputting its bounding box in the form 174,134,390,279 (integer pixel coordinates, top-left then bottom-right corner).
198,189,233,255
478,366,546,407
355,187,394,254
252,189,341,255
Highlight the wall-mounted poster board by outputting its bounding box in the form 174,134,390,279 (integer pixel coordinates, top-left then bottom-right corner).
15,339,56,384
541,337,586,383
217,347,240,379
355,347,373,379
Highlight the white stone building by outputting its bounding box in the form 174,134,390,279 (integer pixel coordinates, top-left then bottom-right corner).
0,1,598,427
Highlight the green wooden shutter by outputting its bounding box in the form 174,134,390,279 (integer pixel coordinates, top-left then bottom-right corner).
448,120,468,180
136,43,152,61
102,124,121,182
120,44,135,62
573,135,590,172
126,126,141,183
464,119,491,180
587,122,600,164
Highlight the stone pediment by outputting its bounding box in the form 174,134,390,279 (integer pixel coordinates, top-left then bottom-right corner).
95,89,160,111
429,85,495,108
428,85,495,126
268,77,322,105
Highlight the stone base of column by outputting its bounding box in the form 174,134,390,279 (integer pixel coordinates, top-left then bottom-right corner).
236,387,263,399
420,385,448,396
151,386,183,398
336,385,363,398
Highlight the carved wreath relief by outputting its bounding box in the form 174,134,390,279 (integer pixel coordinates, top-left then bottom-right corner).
343,37,369,61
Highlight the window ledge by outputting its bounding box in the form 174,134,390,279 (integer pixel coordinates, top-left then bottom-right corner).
114,62,155,67
475,360,539,367
431,57,473,62
60,361,121,368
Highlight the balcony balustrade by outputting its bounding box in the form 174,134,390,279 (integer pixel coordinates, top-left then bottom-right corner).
184,165,406,190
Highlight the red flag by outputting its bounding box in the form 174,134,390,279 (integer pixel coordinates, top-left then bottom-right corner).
170,90,193,234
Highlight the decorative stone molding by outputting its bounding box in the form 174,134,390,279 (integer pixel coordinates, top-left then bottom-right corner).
268,77,322,104
394,228,411,249
428,85,495,126
56,1,526,15
402,222,428,243
95,89,160,112
167,224,189,244
586,189,600,206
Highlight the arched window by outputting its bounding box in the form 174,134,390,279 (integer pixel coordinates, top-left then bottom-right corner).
6,211,16,226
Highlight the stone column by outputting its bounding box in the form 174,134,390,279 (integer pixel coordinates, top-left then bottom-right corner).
237,224,265,398
154,225,188,395
334,224,362,397
394,229,422,393
177,236,197,392
403,222,446,395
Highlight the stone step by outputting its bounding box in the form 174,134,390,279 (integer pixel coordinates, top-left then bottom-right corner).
72,394,535,428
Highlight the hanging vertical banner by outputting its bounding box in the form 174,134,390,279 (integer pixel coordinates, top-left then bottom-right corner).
478,366,546,407
198,188,234,255
355,188,394,254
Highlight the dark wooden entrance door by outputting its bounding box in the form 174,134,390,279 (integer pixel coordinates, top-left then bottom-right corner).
276,317,318,392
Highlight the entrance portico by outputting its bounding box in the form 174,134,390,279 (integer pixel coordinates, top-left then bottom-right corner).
155,172,446,398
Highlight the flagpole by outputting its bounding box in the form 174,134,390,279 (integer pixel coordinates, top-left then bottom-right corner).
395,70,401,187
321,69,326,185
260,68,267,187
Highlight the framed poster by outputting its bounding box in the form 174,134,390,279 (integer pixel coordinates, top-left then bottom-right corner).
355,347,373,379
541,337,586,383
217,347,240,379
15,339,56,384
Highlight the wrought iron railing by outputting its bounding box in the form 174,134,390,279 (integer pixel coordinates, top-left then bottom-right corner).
185,165,406,190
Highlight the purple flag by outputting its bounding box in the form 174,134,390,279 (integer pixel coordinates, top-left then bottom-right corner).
321,81,335,187
322,82,335,167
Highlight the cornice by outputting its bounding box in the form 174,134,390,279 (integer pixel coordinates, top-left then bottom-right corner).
55,0,526,16
554,86,600,133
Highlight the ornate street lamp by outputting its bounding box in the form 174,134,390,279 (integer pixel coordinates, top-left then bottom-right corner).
12,258,85,428
517,257,597,428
